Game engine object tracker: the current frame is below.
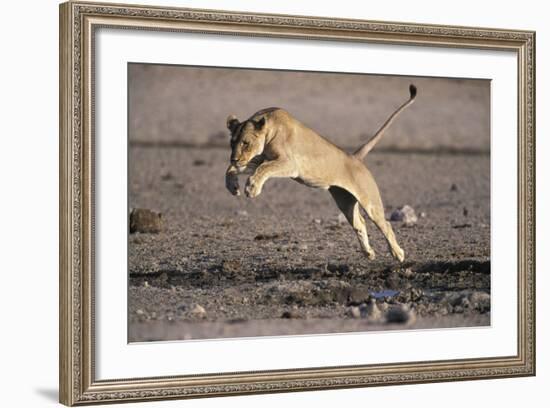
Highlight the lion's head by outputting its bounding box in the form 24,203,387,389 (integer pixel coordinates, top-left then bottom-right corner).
226,114,267,171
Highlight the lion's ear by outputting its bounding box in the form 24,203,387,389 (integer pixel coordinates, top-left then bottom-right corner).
253,117,266,131
226,115,240,133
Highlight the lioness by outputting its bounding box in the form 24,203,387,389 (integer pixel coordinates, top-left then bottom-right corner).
225,84,417,262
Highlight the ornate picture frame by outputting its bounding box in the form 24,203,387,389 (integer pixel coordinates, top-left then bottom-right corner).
59,1,535,405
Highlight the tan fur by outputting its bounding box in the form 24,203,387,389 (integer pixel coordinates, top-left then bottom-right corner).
225,85,417,261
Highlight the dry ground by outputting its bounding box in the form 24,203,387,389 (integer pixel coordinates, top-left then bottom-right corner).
128,65,490,342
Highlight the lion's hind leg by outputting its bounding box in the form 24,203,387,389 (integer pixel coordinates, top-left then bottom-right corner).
357,191,405,262
329,186,375,260
366,204,405,262
344,169,405,262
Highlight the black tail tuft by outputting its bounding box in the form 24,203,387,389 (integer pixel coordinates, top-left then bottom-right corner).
409,84,417,99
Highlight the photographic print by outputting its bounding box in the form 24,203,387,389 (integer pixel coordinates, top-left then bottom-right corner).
127,64,491,342
60,3,535,404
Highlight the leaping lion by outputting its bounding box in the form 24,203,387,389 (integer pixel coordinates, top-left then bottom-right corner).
225,84,417,262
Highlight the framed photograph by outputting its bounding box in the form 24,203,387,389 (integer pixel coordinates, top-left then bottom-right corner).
59,1,535,405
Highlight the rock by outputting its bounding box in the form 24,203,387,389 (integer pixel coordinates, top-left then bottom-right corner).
191,304,207,319
364,299,382,321
254,233,280,241
193,159,206,166
337,213,347,225
236,210,248,217
297,243,309,251
221,259,242,275
450,183,459,191
442,292,464,307
313,218,322,225
281,310,299,319
398,288,423,303
347,287,371,304
390,205,418,227
386,304,416,324
129,208,163,234
409,288,424,302
460,297,471,309
160,170,173,181
401,268,414,278
420,211,427,218
469,291,491,312
136,309,145,316
347,306,361,319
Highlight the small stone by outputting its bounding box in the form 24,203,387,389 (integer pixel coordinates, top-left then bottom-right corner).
281,310,299,319
193,159,206,166
221,259,242,275
160,171,173,181
420,211,427,218
298,243,308,251
136,309,145,316
450,183,459,191
364,299,382,321
463,207,469,217
401,268,414,278
337,213,347,225
191,304,207,319
254,233,280,241
390,205,418,227
469,291,491,312
143,281,149,288
129,208,163,234
236,210,249,217
347,306,361,319
460,297,471,309
313,218,322,225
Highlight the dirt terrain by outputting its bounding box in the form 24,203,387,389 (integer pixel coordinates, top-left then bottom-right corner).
128,65,490,342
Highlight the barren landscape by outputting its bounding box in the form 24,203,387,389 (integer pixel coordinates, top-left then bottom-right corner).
128,64,490,342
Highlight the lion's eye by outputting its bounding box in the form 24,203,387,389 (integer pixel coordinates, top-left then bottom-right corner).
242,141,249,148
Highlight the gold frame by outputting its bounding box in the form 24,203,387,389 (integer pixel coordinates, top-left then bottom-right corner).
59,1,536,405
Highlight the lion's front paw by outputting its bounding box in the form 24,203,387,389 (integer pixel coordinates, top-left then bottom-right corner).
245,176,262,198
225,172,241,196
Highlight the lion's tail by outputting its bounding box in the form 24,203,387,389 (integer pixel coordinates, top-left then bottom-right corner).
353,84,417,160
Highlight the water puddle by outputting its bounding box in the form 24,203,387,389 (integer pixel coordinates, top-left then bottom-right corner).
369,289,400,299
